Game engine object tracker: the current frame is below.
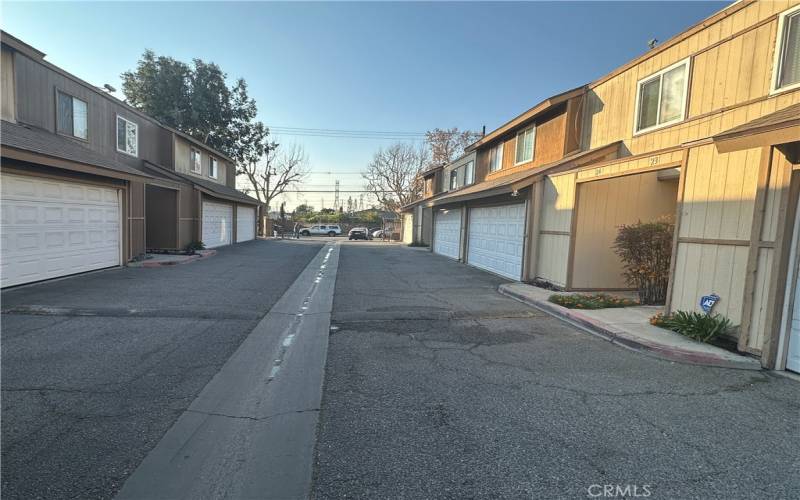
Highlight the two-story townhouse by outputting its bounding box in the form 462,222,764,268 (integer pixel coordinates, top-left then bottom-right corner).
141,127,260,250
422,86,618,280
0,31,261,288
400,163,444,245
528,0,800,370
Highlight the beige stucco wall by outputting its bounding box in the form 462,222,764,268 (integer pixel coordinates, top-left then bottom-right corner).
571,170,679,290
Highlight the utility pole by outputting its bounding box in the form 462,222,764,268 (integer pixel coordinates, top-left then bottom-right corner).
333,180,340,211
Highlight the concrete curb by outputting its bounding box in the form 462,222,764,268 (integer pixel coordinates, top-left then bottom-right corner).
134,250,217,268
498,284,761,371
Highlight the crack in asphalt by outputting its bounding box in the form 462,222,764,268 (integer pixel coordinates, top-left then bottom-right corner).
367,328,777,401
184,408,321,422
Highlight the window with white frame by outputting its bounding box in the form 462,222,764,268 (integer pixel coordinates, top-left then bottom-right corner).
57,90,88,140
773,5,800,92
515,125,535,165
191,149,201,173
449,169,458,190
464,160,475,185
488,143,504,172
634,58,690,134
209,157,218,178
116,116,138,156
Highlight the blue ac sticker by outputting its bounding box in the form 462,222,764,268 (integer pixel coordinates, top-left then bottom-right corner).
699,294,720,314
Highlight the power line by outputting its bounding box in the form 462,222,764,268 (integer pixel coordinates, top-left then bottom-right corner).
283,190,392,193
269,126,427,136
267,126,468,140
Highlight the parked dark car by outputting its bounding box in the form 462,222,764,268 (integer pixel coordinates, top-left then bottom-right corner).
348,227,369,240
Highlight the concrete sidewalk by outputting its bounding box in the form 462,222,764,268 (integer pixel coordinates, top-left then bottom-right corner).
499,282,761,370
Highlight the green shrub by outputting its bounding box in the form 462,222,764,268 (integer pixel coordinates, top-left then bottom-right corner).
613,219,674,305
651,311,732,343
185,240,206,253
549,293,638,310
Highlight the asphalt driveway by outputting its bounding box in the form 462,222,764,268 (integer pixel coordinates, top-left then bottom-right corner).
1,239,323,500
313,242,800,500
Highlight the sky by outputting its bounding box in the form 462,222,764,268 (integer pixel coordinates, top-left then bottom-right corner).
2,1,727,210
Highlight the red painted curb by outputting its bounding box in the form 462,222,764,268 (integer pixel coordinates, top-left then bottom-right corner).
498,285,760,371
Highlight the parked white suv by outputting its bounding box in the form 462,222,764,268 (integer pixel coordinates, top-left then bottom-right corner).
300,224,342,237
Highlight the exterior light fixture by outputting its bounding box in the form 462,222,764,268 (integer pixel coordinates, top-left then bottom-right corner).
511,190,520,197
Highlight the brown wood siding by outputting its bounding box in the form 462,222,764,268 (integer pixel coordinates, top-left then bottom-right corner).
1,46,15,122
226,158,236,188
12,51,173,170
128,180,146,259
485,104,569,181
177,185,199,248
172,136,229,186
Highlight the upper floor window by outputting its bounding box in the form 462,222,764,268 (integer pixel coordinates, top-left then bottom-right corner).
209,157,218,179
57,90,87,140
488,143,504,172
116,116,138,156
773,5,800,92
634,58,690,134
190,149,201,173
465,160,474,185
449,170,458,190
515,125,535,165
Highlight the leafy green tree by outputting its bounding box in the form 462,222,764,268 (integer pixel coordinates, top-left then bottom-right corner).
120,50,191,128
122,51,307,208
121,50,267,164
294,204,315,218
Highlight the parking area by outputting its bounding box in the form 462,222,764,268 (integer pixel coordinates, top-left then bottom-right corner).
1,239,323,499
313,243,800,499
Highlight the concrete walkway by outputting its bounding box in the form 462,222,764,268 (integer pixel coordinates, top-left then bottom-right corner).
499,283,761,370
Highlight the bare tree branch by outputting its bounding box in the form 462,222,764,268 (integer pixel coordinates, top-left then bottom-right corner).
237,142,310,211
362,142,428,213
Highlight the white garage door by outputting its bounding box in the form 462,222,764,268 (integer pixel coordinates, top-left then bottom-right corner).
236,205,256,242
1,173,121,288
433,208,461,260
467,203,526,280
202,201,233,248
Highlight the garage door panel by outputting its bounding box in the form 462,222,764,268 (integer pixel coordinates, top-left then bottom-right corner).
433,209,462,260
1,174,121,288
236,205,256,242
467,203,525,280
202,201,233,248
